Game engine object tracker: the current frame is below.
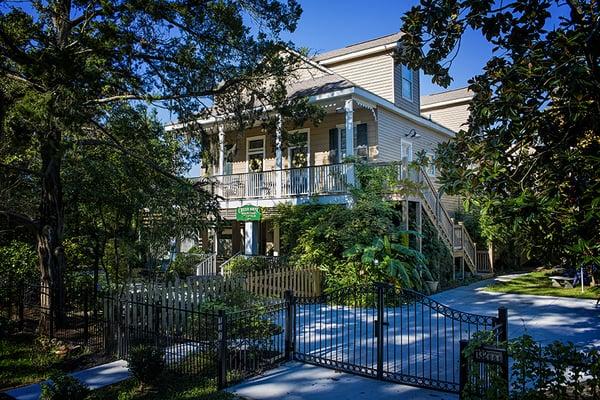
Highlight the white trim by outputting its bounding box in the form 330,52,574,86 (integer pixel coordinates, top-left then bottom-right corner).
401,65,414,102
167,86,456,139
420,96,473,110
335,121,365,162
286,128,311,168
400,140,413,162
246,135,265,173
352,87,456,138
318,43,398,65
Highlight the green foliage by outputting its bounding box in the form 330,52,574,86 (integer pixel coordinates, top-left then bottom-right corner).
89,375,235,400
0,240,37,287
196,290,282,341
276,162,441,291
126,345,165,387
508,336,600,400
421,216,453,283
168,246,208,279
40,373,90,400
343,234,432,291
399,1,600,268
461,331,508,400
485,270,600,300
0,0,319,304
462,334,600,399
222,256,272,275
0,334,62,389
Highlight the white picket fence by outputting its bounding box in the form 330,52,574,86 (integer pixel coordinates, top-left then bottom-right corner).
106,266,322,334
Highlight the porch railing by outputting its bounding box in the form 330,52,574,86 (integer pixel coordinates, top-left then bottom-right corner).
212,163,350,200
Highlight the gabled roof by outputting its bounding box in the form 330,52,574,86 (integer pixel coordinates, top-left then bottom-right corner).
288,73,354,98
420,87,473,107
313,32,403,62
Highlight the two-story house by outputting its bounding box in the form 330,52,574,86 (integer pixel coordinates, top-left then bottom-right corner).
168,33,490,277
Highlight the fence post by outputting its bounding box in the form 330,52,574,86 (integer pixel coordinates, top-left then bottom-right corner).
459,339,469,399
375,283,385,380
103,296,111,355
153,301,161,347
48,286,54,339
497,307,508,343
284,290,295,361
83,288,89,347
217,310,228,390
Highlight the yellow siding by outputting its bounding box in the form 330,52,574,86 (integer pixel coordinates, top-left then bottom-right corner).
377,107,462,215
223,109,378,173
327,53,395,102
421,102,471,133
393,63,420,115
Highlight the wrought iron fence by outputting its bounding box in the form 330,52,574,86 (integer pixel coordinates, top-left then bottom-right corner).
0,281,105,351
292,283,506,394
102,293,288,388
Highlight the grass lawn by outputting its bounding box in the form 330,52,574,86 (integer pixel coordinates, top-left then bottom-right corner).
485,270,600,299
0,333,62,390
89,376,236,400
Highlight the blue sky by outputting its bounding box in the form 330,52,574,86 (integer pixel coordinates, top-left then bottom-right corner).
285,0,495,95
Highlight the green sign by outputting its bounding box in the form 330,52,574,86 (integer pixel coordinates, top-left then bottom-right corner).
236,205,261,221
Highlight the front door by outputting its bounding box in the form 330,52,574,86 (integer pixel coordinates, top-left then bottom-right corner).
287,130,309,195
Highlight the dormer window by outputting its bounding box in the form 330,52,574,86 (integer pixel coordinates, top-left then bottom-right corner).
401,65,413,101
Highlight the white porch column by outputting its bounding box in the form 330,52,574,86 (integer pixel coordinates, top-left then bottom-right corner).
244,221,259,256
275,114,283,197
344,99,354,157
344,99,355,187
218,124,225,175
273,224,280,257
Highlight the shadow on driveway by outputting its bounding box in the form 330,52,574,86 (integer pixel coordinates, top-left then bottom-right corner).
227,361,457,400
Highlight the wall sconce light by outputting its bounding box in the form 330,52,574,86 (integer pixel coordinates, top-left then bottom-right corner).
405,128,421,138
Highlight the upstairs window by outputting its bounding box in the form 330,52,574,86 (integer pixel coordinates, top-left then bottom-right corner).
401,65,413,101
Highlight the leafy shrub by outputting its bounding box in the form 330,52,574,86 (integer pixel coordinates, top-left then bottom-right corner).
421,215,453,283
127,344,165,386
462,334,600,399
222,256,271,275
167,246,208,279
194,290,281,340
276,163,435,292
40,373,89,400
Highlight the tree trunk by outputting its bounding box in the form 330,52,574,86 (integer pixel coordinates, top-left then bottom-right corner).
37,129,66,331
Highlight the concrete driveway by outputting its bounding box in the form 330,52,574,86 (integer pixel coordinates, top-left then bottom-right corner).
431,276,600,348
228,361,457,400
228,276,599,400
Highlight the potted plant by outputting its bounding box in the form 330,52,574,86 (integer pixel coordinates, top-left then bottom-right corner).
424,272,440,293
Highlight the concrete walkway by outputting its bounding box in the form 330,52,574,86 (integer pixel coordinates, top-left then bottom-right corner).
227,361,457,400
3,360,130,400
431,276,600,348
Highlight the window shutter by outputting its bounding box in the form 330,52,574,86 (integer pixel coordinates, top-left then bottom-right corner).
329,128,338,152
356,124,368,147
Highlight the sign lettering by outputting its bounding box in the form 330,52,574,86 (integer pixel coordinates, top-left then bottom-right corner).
473,346,506,366
236,205,261,221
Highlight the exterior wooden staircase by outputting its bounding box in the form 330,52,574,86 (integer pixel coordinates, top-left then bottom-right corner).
414,167,493,278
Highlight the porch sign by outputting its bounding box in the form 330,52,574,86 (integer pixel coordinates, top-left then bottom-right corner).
236,205,261,221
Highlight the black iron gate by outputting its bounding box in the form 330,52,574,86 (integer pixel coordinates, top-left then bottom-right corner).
290,283,507,394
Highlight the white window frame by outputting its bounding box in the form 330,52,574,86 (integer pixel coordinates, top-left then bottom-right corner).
286,128,311,168
335,121,363,162
401,65,413,102
426,153,436,177
246,135,265,172
400,140,413,162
